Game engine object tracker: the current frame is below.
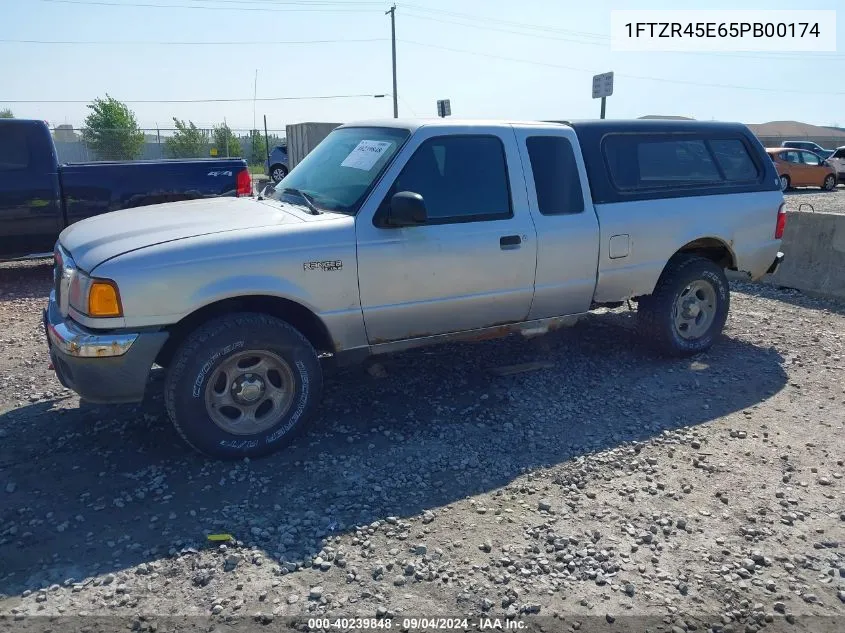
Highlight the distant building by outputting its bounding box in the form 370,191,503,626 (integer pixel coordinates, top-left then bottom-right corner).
746,120,845,149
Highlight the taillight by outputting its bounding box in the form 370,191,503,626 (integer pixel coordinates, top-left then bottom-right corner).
236,168,252,197
775,202,786,239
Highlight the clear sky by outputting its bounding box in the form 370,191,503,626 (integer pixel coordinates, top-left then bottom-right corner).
1,0,843,133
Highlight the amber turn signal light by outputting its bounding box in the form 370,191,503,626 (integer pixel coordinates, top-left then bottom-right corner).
88,280,122,317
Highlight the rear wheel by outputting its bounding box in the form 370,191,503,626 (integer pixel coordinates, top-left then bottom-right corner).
637,255,730,356
822,174,836,191
164,312,322,459
779,174,791,191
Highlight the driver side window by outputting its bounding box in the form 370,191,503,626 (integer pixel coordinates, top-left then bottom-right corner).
381,135,512,224
801,152,820,166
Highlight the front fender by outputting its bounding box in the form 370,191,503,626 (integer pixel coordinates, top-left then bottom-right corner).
189,275,320,314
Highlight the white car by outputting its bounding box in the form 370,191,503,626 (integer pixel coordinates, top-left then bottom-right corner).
828,146,845,183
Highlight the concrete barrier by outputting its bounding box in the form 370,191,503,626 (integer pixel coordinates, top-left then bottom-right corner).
763,211,845,299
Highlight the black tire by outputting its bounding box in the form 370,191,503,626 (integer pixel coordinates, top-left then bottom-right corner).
270,164,288,183
822,174,836,191
164,312,322,459
779,174,790,192
637,255,730,357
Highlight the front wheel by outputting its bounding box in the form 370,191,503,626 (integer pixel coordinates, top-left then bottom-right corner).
270,164,288,183
779,174,791,191
637,255,730,356
164,313,322,459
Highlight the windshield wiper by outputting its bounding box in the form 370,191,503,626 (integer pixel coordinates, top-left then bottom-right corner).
281,187,321,215
257,182,276,200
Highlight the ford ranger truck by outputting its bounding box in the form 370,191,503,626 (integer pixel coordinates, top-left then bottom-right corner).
43,118,786,459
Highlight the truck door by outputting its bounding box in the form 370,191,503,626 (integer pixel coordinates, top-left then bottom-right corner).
0,121,62,258
512,128,601,318
355,126,538,343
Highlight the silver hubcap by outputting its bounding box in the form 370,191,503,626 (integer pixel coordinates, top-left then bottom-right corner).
204,350,295,435
673,279,717,340
780,176,789,191
824,176,834,190
272,168,285,182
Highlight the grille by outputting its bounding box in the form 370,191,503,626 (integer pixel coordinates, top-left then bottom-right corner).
54,245,75,317
53,246,63,306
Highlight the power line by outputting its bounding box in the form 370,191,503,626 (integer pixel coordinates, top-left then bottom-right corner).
402,12,609,45
0,37,387,45
400,40,845,96
400,4,845,62
400,3,608,38
3,93,387,104
178,0,383,5
42,0,380,12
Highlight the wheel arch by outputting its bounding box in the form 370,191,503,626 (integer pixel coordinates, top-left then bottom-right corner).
155,294,334,368
672,236,736,271
636,237,736,300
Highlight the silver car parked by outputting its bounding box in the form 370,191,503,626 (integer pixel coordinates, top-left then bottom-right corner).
43,118,785,459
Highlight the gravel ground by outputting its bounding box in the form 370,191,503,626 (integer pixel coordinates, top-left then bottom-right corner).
1,260,844,633
783,185,845,215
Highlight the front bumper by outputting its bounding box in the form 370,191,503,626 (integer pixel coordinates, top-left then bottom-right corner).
43,291,168,404
767,251,785,275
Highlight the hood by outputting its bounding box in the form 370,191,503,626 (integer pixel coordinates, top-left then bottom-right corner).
60,196,303,272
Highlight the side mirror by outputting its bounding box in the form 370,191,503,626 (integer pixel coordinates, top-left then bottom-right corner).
386,191,427,227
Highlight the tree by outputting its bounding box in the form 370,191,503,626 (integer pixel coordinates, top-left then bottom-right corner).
81,95,144,160
248,129,266,166
0,108,13,118
212,122,241,157
165,118,209,158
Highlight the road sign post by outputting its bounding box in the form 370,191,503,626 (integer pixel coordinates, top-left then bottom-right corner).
592,72,614,119
436,99,452,118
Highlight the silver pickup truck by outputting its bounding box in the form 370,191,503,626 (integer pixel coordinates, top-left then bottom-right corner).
43,118,786,459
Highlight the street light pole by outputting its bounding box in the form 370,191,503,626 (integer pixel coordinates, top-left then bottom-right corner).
386,4,398,118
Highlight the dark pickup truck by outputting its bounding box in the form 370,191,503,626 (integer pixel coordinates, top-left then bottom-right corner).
0,118,252,260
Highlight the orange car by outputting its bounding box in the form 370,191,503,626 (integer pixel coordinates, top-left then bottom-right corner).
766,147,837,192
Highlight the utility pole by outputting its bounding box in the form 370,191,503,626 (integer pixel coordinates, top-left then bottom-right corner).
386,4,398,118
253,69,258,131
264,114,270,170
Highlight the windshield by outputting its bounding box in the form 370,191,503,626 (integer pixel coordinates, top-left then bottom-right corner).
271,126,410,214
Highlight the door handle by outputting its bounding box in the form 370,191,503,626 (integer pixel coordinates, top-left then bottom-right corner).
500,235,521,249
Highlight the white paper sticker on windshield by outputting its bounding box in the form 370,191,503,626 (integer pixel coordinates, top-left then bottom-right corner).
340,140,393,171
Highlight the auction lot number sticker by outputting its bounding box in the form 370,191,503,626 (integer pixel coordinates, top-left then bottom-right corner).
610,10,836,51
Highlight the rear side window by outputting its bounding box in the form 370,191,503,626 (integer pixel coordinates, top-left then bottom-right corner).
0,126,30,171
605,136,719,189
603,134,762,191
709,139,759,181
390,135,512,222
832,148,845,159
525,136,584,215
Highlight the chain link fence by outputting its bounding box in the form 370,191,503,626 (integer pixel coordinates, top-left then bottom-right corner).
51,125,287,166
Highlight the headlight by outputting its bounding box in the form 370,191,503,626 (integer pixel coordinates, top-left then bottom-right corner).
69,270,123,318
